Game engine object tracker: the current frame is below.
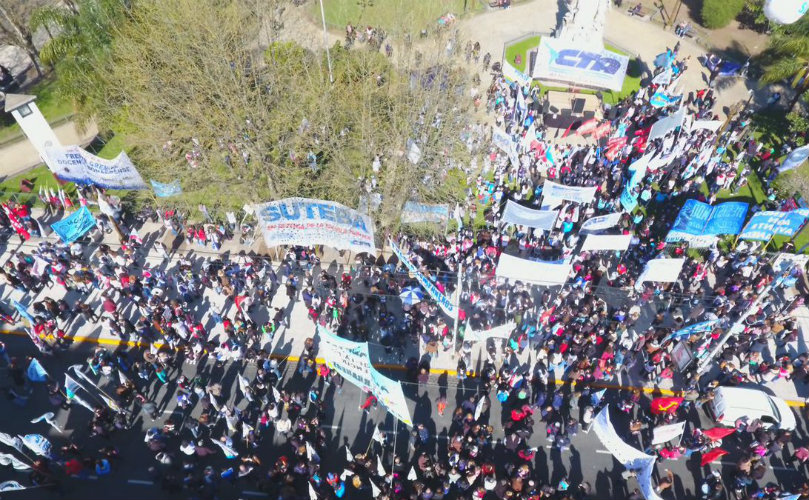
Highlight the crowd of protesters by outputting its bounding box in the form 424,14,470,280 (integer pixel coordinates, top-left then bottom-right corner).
1,30,809,500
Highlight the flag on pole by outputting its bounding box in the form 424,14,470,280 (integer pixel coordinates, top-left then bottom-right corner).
210,437,238,458
0,454,30,471
21,434,52,458
26,359,48,382
30,412,62,433
702,427,736,442
474,397,486,420
650,396,683,415
308,482,318,500
99,394,123,413
0,433,23,453
591,389,607,407
407,467,417,480
345,445,353,462
371,481,381,496
700,447,728,466
376,457,386,477
272,385,281,402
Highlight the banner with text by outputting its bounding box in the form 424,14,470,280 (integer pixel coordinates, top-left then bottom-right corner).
543,180,597,205
50,206,96,243
400,202,450,224
739,209,809,241
580,212,622,233
390,240,457,318
496,253,571,285
464,322,517,342
581,234,633,252
255,198,376,255
44,146,147,190
532,37,629,91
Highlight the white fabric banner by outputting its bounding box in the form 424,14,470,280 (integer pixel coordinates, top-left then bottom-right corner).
502,61,532,87
318,324,372,391
390,240,457,318
370,366,412,426
543,180,597,204
651,421,686,445
465,322,516,342
581,234,632,252
532,37,629,91
580,212,622,234
592,407,656,469
401,202,450,224
254,198,376,255
689,120,722,133
501,200,559,230
492,128,515,156
648,107,687,142
637,258,686,285
496,253,571,285
43,145,147,190
779,144,809,173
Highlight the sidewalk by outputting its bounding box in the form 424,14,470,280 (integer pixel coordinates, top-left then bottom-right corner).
1,206,806,407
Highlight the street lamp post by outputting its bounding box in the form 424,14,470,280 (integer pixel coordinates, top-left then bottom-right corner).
318,0,335,84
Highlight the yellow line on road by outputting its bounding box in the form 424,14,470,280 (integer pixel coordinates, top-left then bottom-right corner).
3,328,805,407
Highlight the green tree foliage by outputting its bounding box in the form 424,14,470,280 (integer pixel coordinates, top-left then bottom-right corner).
29,0,130,125
69,0,472,231
760,16,809,111
701,0,746,28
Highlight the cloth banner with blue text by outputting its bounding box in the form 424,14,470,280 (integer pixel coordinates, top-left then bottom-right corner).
400,202,450,224
739,209,809,241
390,240,457,318
43,145,147,190
150,179,182,198
51,206,96,243
501,200,559,231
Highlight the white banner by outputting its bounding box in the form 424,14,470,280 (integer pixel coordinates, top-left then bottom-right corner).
465,322,516,342
502,61,532,87
43,145,147,190
651,421,686,445
501,200,559,230
400,202,450,224
779,144,809,173
648,107,687,142
543,180,597,205
492,128,515,156
637,258,685,285
390,240,457,318
580,212,622,234
496,253,571,285
532,37,629,91
689,120,722,133
581,234,632,252
592,407,656,469
254,198,376,255
370,366,412,425
318,324,372,391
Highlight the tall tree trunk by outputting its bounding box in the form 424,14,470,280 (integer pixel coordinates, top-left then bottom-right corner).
0,3,42,77
789,84,808,112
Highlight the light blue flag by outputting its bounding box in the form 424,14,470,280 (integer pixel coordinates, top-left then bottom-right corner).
51,206,96,243
150,179,182,197
26,359,48,382
650,90,682,108
11,300,34,324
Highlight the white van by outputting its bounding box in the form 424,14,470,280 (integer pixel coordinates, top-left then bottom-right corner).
710,387,796,431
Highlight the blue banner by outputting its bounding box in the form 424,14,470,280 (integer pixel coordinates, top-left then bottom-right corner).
150,179,182,198
620,185,638,212
669,200,748,237
740,209,809,241
650,91,682,108
665,319,720,342
400,201,450,224
26,359,48,382
51,206,96,243
11,300,34,324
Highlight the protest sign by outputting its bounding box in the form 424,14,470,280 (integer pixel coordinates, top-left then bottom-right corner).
542,180,597,204
400,202,450,224
51,206,96,243
580,212,621,234
620,185,638,212
254,198,376,255
492,128,515,156
666,199,748,243
390,240,457,318
44,145,147,190
740,209,809,241
652,421,687,445
581,234,632,252
636,258,685,285
496,253,570,285
666,319,720,341
501,200,559,230
532,37,629,91
150,179,182,197
464,322,517,342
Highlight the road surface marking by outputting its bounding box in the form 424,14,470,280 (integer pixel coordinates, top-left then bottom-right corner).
127,479,154,485
595,450,612,454
242,491,268,497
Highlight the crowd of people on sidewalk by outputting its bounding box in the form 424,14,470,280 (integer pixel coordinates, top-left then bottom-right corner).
2,25,809,500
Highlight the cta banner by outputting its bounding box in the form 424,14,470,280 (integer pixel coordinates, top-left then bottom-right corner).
44,146,147,190
390,239,457,318
543,180,597,205
254,198,376,254
532,37,629,91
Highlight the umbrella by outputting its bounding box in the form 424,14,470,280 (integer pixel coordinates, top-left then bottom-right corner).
701,448,728,466
702,427,736,442
399,287,424,306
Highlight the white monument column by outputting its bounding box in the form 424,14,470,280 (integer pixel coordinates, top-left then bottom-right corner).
4,94,62,160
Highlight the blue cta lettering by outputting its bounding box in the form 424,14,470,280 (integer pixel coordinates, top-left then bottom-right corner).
555,49,620,75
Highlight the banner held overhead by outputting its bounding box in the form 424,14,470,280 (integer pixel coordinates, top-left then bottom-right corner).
44,145,147,190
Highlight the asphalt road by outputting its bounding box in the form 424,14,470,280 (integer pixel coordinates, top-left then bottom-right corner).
0,334,807,500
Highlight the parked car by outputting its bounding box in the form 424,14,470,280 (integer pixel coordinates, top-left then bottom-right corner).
709,386,796,431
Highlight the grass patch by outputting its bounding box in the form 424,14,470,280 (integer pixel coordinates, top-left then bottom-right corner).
0,75,75,145
504,35,540,73
312,0,483,33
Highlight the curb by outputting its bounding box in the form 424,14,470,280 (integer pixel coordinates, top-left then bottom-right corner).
3,328,805,408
